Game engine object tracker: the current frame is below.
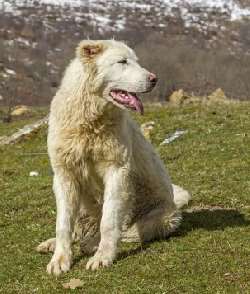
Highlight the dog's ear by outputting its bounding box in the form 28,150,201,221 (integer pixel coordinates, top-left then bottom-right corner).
76,40,105,62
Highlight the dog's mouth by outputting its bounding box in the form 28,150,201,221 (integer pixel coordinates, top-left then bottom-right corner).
109,90,144,115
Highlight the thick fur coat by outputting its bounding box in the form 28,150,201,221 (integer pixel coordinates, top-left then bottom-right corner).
37,40,191,275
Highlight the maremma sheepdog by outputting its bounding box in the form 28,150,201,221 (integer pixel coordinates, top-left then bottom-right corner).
36,40,191,276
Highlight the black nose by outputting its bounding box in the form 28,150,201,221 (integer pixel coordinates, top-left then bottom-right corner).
149,73,158,85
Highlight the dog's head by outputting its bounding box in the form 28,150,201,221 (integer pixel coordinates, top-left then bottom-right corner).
76,40,157,115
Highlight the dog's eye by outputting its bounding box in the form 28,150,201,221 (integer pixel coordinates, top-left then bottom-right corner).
117,59,128,64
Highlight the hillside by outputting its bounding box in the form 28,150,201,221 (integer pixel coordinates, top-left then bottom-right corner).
1,0,250,105
0,102,250,292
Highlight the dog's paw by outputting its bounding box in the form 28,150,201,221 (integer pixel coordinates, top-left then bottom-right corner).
36,238,56,253
86,251,113,271
47,251,72,276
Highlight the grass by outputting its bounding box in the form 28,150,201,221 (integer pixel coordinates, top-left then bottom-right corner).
0,107,48,137
0,103,250,293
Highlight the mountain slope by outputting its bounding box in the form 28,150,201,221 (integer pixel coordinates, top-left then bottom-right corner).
1,0,250,105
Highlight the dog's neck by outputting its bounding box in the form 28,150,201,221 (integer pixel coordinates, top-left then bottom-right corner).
52,79,124,131
51,61,124,132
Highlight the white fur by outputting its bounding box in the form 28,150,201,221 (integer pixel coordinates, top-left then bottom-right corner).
86,167,128,270
36,40,191,276
172,184,192,209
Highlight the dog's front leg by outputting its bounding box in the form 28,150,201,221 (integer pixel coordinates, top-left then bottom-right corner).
47,171,79,276
86,166,128,270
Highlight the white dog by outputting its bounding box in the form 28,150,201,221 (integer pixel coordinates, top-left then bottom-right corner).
37,40,191,276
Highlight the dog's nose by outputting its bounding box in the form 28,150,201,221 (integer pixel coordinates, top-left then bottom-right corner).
149,73,158,84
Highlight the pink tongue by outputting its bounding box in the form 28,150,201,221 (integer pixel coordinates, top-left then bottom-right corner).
127,93,144,115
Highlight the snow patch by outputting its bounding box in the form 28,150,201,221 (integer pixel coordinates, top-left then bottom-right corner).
5,68,16,75
0,0,250,32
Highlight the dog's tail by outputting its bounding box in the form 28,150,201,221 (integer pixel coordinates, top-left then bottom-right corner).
172,184,191,209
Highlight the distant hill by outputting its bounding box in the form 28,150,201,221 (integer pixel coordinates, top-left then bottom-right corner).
1,0,250,105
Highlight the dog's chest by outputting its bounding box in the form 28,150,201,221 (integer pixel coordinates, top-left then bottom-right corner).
55,126,127,172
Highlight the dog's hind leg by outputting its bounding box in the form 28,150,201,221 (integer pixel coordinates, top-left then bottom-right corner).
36,238,56,253
36,216,100,256
37,189,102,256
36,230,81,254
122,184,190,243
122,207,182,243
37,208,180,250
36,229,99,256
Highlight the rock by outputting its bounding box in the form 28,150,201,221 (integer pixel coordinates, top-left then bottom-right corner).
208,88,228,103
11,105,33,116
183,96,204,105
62,278,84,290
5,68,16,75
168,90,202,105
168,89,186,105
160,129,188,145
0,116,48,146
29,171,39,177
168,88,231,106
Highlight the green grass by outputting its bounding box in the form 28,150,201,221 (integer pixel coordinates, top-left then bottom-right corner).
0,103,249,293
0,107,48,137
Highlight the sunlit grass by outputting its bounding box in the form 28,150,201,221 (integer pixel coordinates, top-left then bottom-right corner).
0,103,249,293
